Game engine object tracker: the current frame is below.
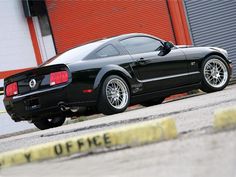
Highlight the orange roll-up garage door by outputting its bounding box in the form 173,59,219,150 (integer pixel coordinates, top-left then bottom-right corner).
45,0,176,54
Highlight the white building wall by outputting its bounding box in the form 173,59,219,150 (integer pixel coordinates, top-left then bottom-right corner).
0,80,3,88
0,0,37,72
0,0,39,135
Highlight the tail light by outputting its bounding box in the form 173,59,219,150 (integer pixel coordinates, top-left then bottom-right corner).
50,71,69,86
6,82,18,97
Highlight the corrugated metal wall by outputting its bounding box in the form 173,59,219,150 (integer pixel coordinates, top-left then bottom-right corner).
184,0,236,80
45,0,175,54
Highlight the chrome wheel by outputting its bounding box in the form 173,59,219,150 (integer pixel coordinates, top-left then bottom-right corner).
204,59,228,88
106,78,128,109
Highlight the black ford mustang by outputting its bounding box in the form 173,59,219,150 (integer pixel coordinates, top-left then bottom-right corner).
3,33,232,130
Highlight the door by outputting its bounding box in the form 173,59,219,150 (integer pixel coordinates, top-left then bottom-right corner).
120,36,189,92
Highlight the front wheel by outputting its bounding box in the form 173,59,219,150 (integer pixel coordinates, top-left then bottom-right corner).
97,75,130,115
33,116,66,130
201,55,230,93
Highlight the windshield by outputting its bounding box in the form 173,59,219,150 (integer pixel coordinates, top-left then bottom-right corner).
42,39,110,66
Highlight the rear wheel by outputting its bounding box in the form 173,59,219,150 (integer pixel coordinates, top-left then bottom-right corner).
97,75,130,115
201,55,230,93
33,116,66,130
140,97,165,107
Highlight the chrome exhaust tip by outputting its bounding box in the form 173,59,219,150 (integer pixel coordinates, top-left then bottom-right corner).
61,105,70,111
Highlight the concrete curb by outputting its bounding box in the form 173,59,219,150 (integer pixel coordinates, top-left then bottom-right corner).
214,106,236,130
0,117,177,168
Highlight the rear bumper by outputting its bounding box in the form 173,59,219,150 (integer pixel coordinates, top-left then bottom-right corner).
4,86,67,121
3,86,96,122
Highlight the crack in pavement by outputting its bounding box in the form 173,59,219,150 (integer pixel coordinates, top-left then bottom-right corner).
41,98,236,137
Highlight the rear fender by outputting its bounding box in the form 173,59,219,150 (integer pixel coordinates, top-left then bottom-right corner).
93,65,132,90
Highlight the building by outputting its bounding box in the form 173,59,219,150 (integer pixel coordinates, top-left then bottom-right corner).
0,0,235,89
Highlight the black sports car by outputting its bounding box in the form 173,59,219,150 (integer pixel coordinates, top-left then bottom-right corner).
3,33,232,130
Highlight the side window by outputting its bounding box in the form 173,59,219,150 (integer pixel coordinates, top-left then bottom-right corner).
120,37,163,54
96,45,120,58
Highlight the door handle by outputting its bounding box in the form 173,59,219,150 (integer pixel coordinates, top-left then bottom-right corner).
136,58,149,65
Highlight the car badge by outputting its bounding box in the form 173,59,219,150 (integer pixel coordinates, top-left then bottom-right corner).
29,79,37,88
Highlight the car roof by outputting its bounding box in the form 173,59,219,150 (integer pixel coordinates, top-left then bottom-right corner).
41,33,164,66
63,33,163,55
59,33,163,53
103,33,163,42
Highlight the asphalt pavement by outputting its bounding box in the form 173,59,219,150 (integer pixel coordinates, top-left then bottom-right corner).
0,95,34,136
0,84,236,177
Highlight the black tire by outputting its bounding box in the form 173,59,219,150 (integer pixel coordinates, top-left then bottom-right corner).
97,75,130,115
201,55,230,93
33,117,66,130
140,97,165,107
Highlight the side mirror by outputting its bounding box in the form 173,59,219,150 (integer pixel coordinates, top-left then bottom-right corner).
158,41,174,56
163,41,174,50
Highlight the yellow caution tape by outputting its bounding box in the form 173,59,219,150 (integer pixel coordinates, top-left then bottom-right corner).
0,117,177,168
214,106,236,130
0,110,6,114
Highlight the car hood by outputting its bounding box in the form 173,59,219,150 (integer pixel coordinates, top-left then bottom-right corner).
175,45,194,48
176,45,229,62
176,45,227,55
176,45,228,58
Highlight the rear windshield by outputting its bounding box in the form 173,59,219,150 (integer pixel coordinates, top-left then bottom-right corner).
42,39,110,66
